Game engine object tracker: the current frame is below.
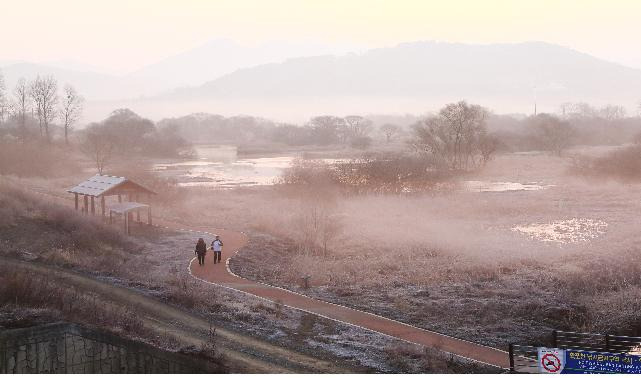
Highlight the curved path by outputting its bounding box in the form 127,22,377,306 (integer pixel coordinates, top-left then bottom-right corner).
23,184,509,369
158,219,509,369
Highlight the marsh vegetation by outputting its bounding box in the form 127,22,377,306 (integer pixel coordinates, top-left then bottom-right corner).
2,94,641,371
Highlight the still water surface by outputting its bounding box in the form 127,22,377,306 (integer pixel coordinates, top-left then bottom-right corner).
154,145,555,192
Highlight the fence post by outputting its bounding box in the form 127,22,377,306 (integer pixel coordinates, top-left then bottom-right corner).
509,343,515,373
552,330,558,348
605,334,611,351
1,340,5,374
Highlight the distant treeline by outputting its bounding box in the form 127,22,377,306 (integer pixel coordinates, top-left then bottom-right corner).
158,102,641,155
488,103,641,152
157,113,408,149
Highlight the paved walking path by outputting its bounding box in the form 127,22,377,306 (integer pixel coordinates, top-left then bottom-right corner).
23,185,510,369
170,223,510,369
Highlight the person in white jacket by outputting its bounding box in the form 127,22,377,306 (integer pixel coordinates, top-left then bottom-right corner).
211,235,223,264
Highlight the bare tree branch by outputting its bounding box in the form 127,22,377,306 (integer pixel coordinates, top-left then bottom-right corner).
29,75,58,143
60,85,84,144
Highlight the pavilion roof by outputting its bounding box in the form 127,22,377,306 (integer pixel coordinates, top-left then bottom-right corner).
67,174,156,197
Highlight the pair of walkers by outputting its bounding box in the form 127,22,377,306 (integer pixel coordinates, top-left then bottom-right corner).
194,235,224,266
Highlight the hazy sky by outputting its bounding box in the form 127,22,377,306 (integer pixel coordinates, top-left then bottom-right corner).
1,0,641,74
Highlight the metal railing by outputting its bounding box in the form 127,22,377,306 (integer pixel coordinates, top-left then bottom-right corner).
508,344,539,373
554,330,641,354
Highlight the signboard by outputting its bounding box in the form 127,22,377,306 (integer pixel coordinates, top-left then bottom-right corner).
534,347,641,373
563,350,641,374
538,348,565,373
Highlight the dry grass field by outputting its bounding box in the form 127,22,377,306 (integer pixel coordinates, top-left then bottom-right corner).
194,148,641,348
0,179,493,373
5,144,641,362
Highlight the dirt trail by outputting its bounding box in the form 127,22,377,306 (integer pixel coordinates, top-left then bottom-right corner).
22,184,510,369
0,257,349,373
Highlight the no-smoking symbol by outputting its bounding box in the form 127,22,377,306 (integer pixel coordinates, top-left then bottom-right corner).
542,353,562,372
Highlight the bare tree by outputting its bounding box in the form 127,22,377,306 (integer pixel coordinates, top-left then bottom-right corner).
308,116,344,145
80,125,116,174
13,78,31,143
293,200,342,257
59,85,84,144
565,102,598,119
29,75,58,142
0,70,8,124
344,115,373,139
530,113,575,156
411,101,489,170
380,123,400,143
478,133,500,164
599,104,626,123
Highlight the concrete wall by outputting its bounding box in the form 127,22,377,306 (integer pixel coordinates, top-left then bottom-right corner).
0,323,222,374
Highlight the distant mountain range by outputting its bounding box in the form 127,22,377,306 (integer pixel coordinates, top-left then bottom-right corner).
169,41,641,102
0,62,148,101
0,39,360,101
129,38,361,89
2,41,640,122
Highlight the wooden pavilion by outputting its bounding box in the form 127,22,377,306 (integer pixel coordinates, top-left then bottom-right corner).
67,175,156,234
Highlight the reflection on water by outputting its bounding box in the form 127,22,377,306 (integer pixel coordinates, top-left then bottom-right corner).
154,145,294,188
463,180,553,192
511,218,608,244
155,146,559,191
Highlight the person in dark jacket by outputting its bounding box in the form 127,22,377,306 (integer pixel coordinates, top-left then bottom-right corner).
195,238,207,266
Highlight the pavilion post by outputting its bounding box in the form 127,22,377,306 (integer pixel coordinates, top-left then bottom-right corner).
136,194,140,223
147,207,152,226
124,212,129,234
127,194,133,223
101,196,105,218
118,195,122,203
83,195,88,214
74,193,78,211
90,196,95,215
109,210,112,225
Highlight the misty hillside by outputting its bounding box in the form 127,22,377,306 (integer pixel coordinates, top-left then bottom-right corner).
130,38,360,88
6,41,641,122
1,40,358,102
169,41,641,106
0,62,160,101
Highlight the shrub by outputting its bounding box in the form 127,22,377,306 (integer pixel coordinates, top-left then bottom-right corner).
571,145,641,182
279,153,454,194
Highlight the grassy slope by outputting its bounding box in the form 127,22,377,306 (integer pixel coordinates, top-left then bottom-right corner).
0,181,493,373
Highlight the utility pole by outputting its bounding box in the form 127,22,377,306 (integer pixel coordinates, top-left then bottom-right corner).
533,83,538,116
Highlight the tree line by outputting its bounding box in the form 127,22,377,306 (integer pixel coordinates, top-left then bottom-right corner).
0,70,83,144
158,113,403,148
81,109,193,174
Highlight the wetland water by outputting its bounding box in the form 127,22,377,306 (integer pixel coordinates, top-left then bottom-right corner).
154,145,559,192
154,145,293,187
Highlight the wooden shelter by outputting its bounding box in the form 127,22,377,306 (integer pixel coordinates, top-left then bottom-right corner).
67,175,156,234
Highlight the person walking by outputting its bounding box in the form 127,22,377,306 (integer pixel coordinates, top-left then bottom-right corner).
195,238,207,266
211,235,223,264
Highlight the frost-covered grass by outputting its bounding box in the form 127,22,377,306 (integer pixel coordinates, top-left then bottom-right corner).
225,150,641,347
8,147,641,361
